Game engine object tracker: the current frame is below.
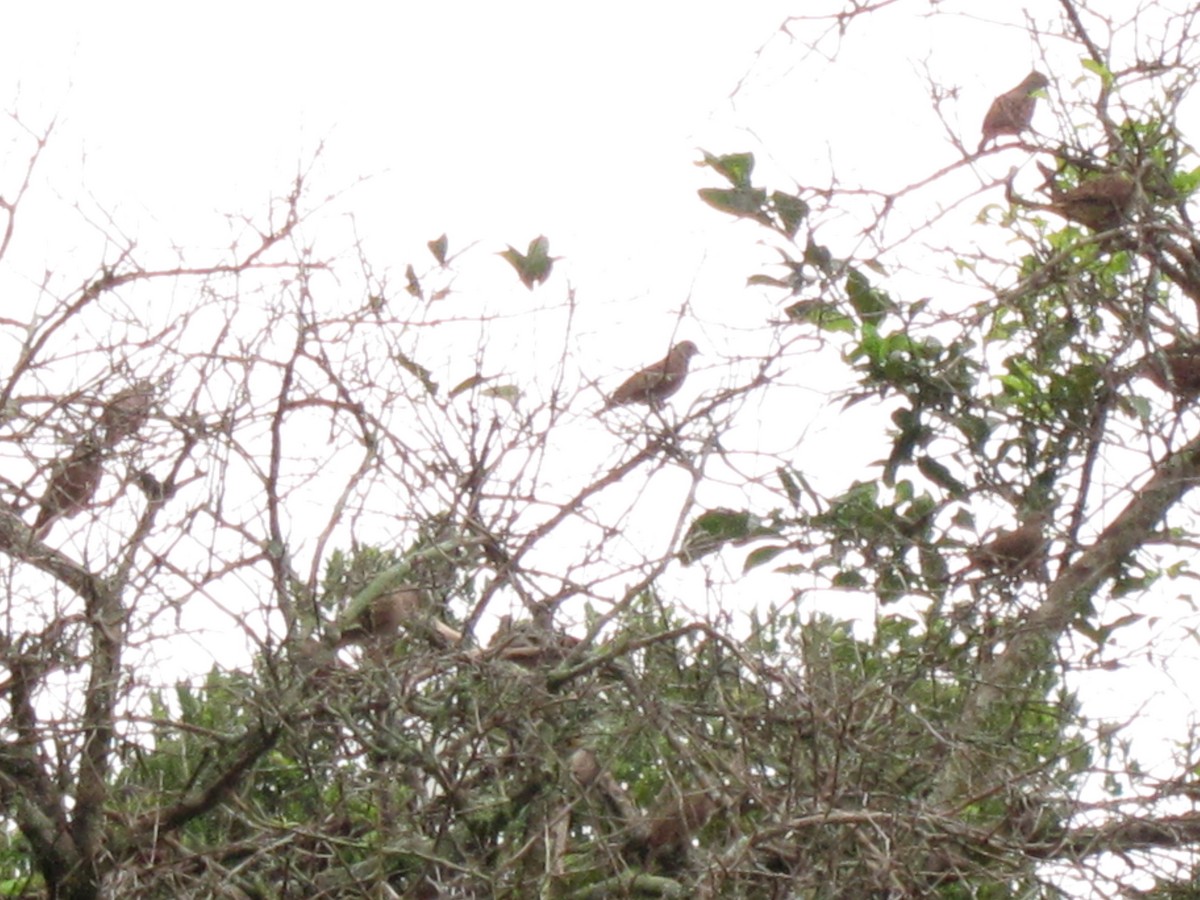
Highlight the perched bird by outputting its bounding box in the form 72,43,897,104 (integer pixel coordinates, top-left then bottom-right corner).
966,515,1048,578
33,437,105,537
99,381,154,447
603,341,700,410
1047,173,1135,230
638,789,719,874
337,586,462,650
1136,345,1200,397
486,615,581,667
359,586,422,638
569,747,602,787
979,71,1050,151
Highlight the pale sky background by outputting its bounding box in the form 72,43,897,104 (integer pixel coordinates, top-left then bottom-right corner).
4,4,1200,886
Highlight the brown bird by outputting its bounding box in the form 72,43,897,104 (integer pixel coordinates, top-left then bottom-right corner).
99,381,154,447
966,515,1048,578
568,747,602,787
603,340,699,410
337,586,462,650
979,71,1049,151
33,437,105,537
639,789,718,874
486,615,581,667
360,586,422,638
1047,173,1135,230
1137,345,1200,397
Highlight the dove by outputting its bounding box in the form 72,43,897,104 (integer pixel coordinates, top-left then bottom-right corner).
979,71,1050,151
603,341,699,410
33,437,105,537
1047,173,1135,230
337,586,461,650
966,514,1049,578
1137,345,1200,397
99,380,154,447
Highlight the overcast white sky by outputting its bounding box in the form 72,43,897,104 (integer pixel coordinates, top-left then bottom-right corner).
2,4,791,311
0,3,1087,333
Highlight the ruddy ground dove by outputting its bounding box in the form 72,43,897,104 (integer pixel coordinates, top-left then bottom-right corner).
99,381,154,447
979,71,1049,151
1137,345,1200,397
1048,173,1135,230
966,515,1049,578
603,341,699,410
33,437,105,536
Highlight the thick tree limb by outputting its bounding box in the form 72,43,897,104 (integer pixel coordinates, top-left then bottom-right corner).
931,431,1200,808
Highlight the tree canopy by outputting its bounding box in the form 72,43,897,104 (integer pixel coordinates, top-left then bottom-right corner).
5,1,1200,897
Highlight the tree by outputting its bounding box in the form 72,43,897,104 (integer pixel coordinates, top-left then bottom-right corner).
5,1,1200,897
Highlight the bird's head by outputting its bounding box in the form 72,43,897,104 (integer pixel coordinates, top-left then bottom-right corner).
673,340,700,361
1024,71,1050,92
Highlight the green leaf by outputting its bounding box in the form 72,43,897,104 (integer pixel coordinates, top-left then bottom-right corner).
483,385,521,405
1081,57,1114,88
405,264,422,299
679,507,780,565
748,274,793,289
771,190,808,238
500,235,558,289
956,413,992,449
1172,165,1200,198
428,234,448,265
395,350,437,395
883,407,927,485
845,267,894,323
449,374,486,398
833,570,868,588
698,186,770,223
777,466,802,508
916,456,967,497
744,545,787,572
699,151,755,187
804,238,835,275
785,298,855,333
951,508,976,530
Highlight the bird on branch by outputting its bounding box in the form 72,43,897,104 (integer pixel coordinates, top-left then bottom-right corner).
337,586,462,652
1135,344,1200,398
1045,172,1136,230
1006,168,1136,231
33,436,105,538
602,341,699,410
965,512,1050,580
979,71,1049,152
99,380,155,447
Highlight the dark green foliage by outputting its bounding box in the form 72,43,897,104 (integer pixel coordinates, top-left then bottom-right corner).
98,591,1078,897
